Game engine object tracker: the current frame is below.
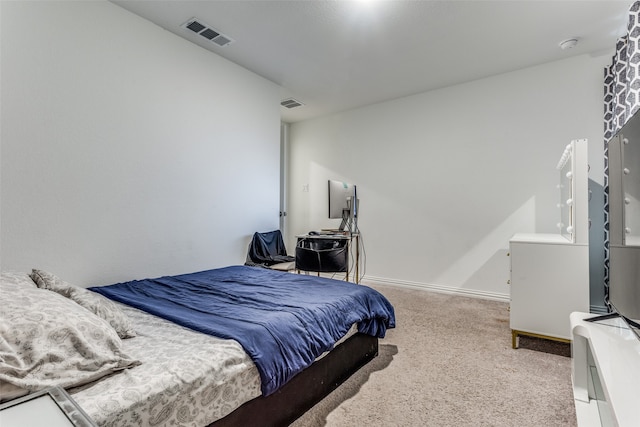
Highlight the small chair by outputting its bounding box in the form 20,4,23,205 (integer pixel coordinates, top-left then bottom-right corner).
295,237,349,274
245,230,295,271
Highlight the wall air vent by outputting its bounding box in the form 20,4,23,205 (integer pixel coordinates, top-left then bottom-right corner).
182,18,234,47
281,98,305,109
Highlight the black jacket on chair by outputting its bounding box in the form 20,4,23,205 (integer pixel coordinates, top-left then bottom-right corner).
245,230,295,268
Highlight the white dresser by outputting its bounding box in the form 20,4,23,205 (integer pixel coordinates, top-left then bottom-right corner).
509,233,589,347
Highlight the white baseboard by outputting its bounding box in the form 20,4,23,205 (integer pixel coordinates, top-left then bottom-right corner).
360,275,510,303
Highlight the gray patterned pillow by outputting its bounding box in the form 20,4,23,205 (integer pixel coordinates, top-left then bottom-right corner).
30,269,74,296
0,281,140,402
30,269,136,339
0,271,37,288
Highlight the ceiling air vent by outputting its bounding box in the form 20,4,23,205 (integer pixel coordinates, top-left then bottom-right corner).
281,98,304,109
182,18,234,47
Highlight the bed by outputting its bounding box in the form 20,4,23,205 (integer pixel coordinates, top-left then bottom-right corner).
0,266,395,426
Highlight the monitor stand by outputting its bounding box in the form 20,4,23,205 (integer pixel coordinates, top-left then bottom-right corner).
585,312,620,323
585,312,640,329
339,208,351,232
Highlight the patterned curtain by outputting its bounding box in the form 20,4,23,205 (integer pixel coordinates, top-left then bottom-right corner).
603,1,640,307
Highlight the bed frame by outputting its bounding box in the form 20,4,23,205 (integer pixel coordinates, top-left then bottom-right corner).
209,333,379,427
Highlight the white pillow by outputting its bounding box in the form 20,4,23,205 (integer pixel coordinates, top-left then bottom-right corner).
30,269,136,339
0,281,140,402
0,271,37,288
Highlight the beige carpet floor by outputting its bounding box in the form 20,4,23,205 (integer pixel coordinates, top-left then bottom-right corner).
291,283,577,427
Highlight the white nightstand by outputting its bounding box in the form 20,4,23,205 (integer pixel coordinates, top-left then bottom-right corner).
571,312,640,427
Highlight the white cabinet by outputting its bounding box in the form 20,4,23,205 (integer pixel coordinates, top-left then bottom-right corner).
509,233,589,347
571,312,640,427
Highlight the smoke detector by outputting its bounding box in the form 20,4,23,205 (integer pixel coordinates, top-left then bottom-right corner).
559,38,579,50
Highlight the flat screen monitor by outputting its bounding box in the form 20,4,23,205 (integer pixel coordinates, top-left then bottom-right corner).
328,180,357,232
605,115,640,339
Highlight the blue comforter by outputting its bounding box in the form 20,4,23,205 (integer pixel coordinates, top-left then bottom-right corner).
89,265,395,396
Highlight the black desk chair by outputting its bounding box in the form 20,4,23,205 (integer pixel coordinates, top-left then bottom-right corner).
245,230,295,271
295,237,349,274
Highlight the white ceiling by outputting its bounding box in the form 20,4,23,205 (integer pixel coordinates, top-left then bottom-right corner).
111,0,632,123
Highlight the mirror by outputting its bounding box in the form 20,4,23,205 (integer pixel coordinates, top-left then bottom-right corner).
559,158,573,240
623,128,640,246
609,116,640,247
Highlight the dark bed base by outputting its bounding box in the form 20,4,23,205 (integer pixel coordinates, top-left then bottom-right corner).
209,333,379,427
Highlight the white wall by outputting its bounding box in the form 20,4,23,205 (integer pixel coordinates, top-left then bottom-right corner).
0,1,281,286
288,53,610,300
